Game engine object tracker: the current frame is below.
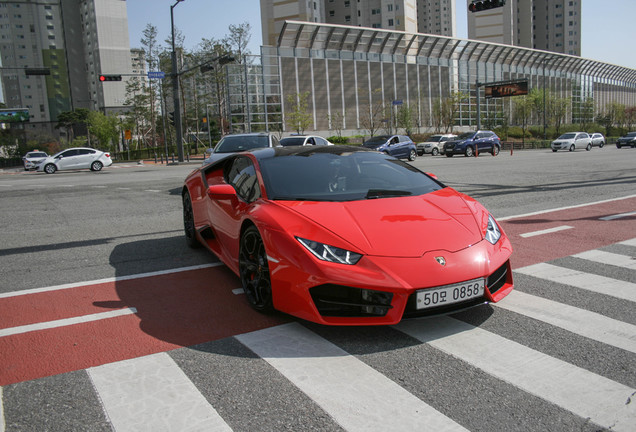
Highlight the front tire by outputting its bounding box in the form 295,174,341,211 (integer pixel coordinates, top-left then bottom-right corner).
44,163,57,174
492,145,500,156
408,149,416,161
586,143,592,151
91,161,103,171
599,142,605,148
464,146,474,157
239,225,273,313
182,191,200,248
569,144,575,152
432,147,439,156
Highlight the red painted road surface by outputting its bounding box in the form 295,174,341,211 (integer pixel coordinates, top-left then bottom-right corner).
1,197,634,385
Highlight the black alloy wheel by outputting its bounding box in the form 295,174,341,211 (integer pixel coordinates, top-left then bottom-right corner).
182,191,200,248
239,225,273,313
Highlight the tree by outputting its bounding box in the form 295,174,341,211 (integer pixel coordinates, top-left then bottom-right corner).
141,24,159,148
88,111,119,150
327,111,346,138
359,88,385,137
513,95,534,144
396,104,417,136
433,91,466,133
227,22,252,64
285,92,312,134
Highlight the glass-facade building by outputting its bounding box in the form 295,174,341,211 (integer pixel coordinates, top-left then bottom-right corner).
226,21,636,135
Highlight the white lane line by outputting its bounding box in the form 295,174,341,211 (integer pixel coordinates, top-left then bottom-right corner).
600,211,636,221
237,322,468,432
620,238,636,247
144,189,161,193
0,308,137,338
117,187,130,190
397,316,636,432
88,353,231,432
520,225,573,238
93,185,107,189
515,263,636,302
497,194,636,221
495,290,636,354
0,263,223,299
573,250,636,270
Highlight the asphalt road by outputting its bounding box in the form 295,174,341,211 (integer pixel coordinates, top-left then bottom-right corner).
0,147,635,431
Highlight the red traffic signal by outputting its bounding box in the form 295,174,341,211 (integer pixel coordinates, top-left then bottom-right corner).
99,74,122,82
469,0,505,13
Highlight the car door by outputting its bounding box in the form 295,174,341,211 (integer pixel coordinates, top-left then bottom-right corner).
77,149,97,168
474,133,487,153
207,156,260,266
56,149,81,170
575,133,589,149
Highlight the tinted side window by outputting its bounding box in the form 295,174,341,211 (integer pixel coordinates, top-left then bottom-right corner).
226,157,260,202
61,149,80,157
79,149,96,155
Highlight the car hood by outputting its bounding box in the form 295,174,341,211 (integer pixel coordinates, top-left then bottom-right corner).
276,188,483,257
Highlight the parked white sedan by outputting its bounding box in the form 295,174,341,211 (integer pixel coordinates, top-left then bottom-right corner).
37,147,112,174
551,132,592,152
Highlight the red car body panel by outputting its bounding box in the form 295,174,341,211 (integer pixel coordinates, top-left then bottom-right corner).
183,149,513,325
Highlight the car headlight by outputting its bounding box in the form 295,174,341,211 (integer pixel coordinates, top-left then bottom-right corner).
485,215,501,245
296,237,362,265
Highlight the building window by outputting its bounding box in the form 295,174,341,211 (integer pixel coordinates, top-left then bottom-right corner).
329,10,334,16
388,19,394,26
345,15,351,22
387,4,393,11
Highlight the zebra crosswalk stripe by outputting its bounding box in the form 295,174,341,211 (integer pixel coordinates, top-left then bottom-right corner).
573,249,636,270
236,322,469,432
515,262,636,302
396,316,636,432
494,290,636,354
88,352,231,432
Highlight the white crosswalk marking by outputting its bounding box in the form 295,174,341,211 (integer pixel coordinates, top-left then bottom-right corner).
237,322,468,432
396,316,636,432
88,353,231,432
573,249,636,269
619,238,636,247
495,290,636,353
515,263,636,302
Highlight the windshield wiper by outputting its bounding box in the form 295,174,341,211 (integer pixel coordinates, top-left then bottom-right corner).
365,189,412,199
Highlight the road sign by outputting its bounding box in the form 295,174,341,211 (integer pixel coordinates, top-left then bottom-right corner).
147,71,165,79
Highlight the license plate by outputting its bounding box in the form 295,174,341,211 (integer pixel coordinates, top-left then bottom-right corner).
415,278,485,310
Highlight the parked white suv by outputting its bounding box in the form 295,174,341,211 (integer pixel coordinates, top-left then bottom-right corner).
551,132,592,152
416,134,457,156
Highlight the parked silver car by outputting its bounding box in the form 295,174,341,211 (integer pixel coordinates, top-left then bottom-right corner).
37,147,112,174
590,133,605,148
22,150,49,171
416,134,457,156
280,135,333,146
551,132,592,152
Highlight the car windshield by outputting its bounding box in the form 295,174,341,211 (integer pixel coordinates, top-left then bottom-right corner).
215,135,269,153
280,137,306,147
558,133,577,139
27,152,47,158
362,136,390,147
259,149,443,202
457,132,476,140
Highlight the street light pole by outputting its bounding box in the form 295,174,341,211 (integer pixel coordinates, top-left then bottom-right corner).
171,0,185,162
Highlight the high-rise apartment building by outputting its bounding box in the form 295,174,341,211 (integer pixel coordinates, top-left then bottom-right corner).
467,0,581,56
0,0,133,137
261,0,454,47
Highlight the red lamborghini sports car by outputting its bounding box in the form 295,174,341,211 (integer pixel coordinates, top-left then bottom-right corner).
182,145,513,325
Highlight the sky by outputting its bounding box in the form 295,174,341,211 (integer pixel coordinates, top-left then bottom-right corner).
126,0,636,70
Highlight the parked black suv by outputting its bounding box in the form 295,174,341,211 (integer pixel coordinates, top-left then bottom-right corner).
616,132,636,148
444,130,501,157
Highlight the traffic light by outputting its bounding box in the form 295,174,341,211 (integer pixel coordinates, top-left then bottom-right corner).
99,74,122,82
168,111,175,126
469,0,506,13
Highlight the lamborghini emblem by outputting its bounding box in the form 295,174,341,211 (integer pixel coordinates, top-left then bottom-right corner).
435,256,446,266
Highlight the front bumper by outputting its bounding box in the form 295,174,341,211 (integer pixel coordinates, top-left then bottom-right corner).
267,232,514,325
